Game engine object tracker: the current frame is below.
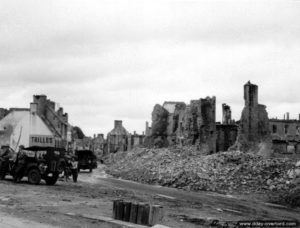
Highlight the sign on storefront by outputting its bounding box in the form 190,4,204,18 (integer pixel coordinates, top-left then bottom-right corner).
29,135,55,147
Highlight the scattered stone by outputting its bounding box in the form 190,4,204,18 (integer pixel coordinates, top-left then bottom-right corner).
105,147,298,195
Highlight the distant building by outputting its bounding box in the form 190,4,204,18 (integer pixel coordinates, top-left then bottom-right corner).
128,131,145,150
74,136,93,151
270,113,300,154
107,120,130,153
92,134,106,156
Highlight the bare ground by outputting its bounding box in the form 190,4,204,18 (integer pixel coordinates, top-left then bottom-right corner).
0,165,299,228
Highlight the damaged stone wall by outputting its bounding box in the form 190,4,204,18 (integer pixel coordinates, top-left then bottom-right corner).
145,97,217,153
240,81,270,141
222,103,232,124
234,81,270,151
144,104,169,148
217,104,238,152
216,124,238,152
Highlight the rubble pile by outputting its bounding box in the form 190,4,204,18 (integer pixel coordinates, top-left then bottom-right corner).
105,147,299,194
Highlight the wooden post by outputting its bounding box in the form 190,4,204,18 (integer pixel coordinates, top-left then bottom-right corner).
112,200,122,219
137,203,150,225
149,205,164,226
115,200,124,220
112,200,117,219
141,204,150,225
129,202,138,223
123,201,131,222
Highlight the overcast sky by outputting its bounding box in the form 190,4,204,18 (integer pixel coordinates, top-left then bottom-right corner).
0,0,300,136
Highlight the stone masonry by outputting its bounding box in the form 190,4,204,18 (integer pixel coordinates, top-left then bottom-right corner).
239,81,270,142
146,97,217,153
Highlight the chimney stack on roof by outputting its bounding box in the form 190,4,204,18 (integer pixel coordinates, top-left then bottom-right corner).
114,120,123,128
30,103,37,115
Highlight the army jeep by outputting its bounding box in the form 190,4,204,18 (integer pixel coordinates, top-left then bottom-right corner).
0,146,66,185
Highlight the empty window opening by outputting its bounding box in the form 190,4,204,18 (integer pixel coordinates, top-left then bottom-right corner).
272,125,277,133
284,125,289,134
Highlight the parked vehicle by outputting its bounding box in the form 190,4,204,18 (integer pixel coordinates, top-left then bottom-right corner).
0,146,66,185
75,150,97,172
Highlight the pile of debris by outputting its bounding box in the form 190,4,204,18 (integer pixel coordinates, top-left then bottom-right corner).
105,147,299,194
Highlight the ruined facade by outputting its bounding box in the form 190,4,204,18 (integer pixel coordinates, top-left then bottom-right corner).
216,104,238,152
107,120,130,153
239,81,270,143
269,114,300,155
92,134,106,156
144,104,169,147
145,121,152,137
146,97,217,153
222,103,232,124
128,131,145,150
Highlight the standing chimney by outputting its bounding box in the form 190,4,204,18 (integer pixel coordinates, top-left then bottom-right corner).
30,103,38,115
287,112,290,120
114,120,122,128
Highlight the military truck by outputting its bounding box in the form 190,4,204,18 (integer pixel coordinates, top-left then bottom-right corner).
75,150,97,172
0,146,67,185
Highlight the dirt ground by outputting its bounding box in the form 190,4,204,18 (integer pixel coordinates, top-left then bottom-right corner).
0,165,299,228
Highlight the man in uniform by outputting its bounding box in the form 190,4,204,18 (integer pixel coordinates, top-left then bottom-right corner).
0,145,13,180
13,145,27,183
70,156,78,183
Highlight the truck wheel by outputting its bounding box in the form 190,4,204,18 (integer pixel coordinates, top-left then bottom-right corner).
0,162,6,180
28,168,41,185
45,174,58,185
0,172,5,180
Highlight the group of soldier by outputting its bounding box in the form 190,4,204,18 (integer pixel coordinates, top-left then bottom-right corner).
0,145,25,182
61,156,78,183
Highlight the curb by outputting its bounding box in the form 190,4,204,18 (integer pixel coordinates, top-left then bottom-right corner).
64,212,170,228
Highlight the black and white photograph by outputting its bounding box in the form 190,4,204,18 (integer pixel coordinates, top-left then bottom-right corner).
0,0,299,227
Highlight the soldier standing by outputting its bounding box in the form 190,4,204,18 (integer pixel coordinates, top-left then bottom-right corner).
70,157,78,183
14,145,26,183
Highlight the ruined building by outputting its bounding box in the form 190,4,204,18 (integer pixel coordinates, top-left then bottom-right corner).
239,81,270,144
270,113,300,154
222,103,232,124
107,120,130,153
92,133,106,156
145,121,152,137
128,131,145,150
145,97,217,153
216,104,238,152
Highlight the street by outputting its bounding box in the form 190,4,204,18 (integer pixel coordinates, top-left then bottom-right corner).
0,165,299,228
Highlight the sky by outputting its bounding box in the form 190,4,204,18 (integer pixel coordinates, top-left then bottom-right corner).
0,0,300,136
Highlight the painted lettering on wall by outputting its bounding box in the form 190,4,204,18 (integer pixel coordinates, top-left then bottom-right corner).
29,135,55,147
